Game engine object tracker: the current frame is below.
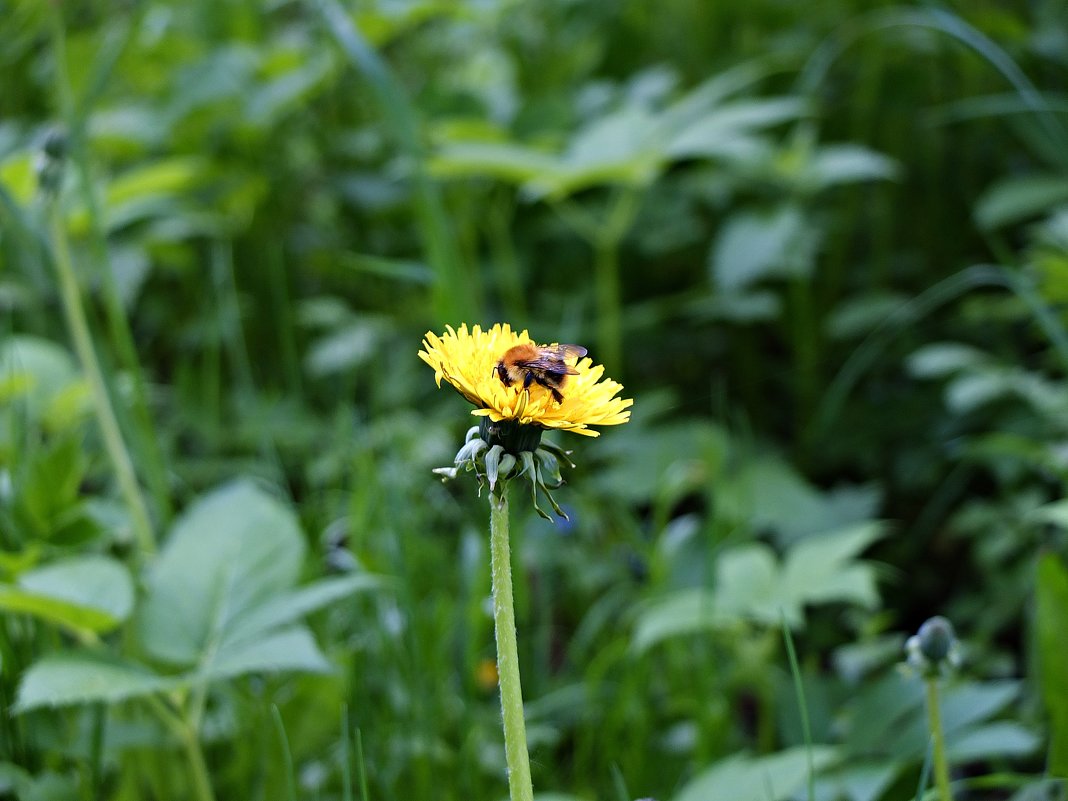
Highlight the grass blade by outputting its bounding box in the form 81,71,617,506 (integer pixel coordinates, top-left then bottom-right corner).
780,613,815,801
313,0,473,323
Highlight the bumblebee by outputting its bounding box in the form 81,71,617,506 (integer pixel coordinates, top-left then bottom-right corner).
495,343,588,403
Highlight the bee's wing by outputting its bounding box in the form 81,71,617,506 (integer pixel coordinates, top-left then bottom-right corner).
554,344,588,360
520,344,587,375
554,344,587,374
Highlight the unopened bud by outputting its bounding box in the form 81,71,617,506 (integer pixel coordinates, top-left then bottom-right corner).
906,616,961,676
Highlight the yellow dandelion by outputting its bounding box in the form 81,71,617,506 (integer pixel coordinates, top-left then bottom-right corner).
418,323,632,437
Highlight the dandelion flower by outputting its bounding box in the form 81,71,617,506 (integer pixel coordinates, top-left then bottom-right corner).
419,323,632,800
419,323,632,437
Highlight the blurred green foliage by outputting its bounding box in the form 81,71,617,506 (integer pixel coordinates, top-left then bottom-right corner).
2,0,1068,799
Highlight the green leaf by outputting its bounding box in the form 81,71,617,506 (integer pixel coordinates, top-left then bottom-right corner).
714,543,788,624
429,142,561,188
16,434,88,539
632,588,736,653
0,555,133,634
975,175,1068,229
1036,553,1068,776
814,761,901,801
305,322,381,377
805,144,899,190
206,626,332,681
945,721,1041,761
672,746,837,801
665,97,807,161
8,769,77,801
634,523,884,651
906,342,990,379
565,104,657,168
883,680,1022,759
221,573,381,648
0,151,36,204
15,653,183,711
136,480,305,666
0,336,80,427
1029,501,1068,530
710,205,817,292
0,762,28,795
781,522,886,610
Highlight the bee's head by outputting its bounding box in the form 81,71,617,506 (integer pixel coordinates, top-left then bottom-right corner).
495,359,508,383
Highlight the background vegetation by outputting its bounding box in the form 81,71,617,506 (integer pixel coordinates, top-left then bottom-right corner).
2,0,1067,799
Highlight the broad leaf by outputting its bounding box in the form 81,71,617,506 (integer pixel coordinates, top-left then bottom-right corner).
715,544,786,624
711,205,817,292
220,573,381,648
780,522,885,610
975,175,1068,230
673,746,837,801
632,588,735,653
633,523,883,650
906,342,990,379
0,336,80,428
15,653,183,711
204,626,332,681
136,480,305,666
814,761,902,801
0,555,133,634
805,144,899,190
946,721,1041,761
429,142,561,187
1030,501,1068,531
666,97,806,160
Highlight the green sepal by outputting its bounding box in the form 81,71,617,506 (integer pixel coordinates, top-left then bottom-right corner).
486,445,507,491
498,453,517,481
535,448,564,488
520,451,553,521
455,438,487,466
539,440,575,468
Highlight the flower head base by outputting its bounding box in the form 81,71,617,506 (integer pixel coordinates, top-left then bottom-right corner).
434,424,576,520
419,323,632,438
422,323,629,519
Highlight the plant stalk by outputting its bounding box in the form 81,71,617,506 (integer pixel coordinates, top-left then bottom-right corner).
489,484,534,801
48,204,155,556
925,677,953,801
180,726,217,801
145,697,216,801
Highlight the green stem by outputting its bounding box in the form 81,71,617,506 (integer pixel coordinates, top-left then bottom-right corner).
489,484,534,801
925,677,953,801
49,1,173,524
144,697,216,801
180,726,216,801
47,204,155,557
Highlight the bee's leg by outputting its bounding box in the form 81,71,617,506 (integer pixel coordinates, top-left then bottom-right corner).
523,371,535,390
529,372,565,403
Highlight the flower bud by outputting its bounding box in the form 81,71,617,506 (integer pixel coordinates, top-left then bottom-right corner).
906,615,961,676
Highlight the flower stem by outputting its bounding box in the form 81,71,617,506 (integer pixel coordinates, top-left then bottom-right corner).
925,676,953,801
47,202,156,557
489,484,534,801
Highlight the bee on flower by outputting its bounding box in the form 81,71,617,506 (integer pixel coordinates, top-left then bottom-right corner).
419,323,632,437
419,322,633,519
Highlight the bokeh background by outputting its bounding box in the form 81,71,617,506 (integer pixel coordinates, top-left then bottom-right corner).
2,1,1067,799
